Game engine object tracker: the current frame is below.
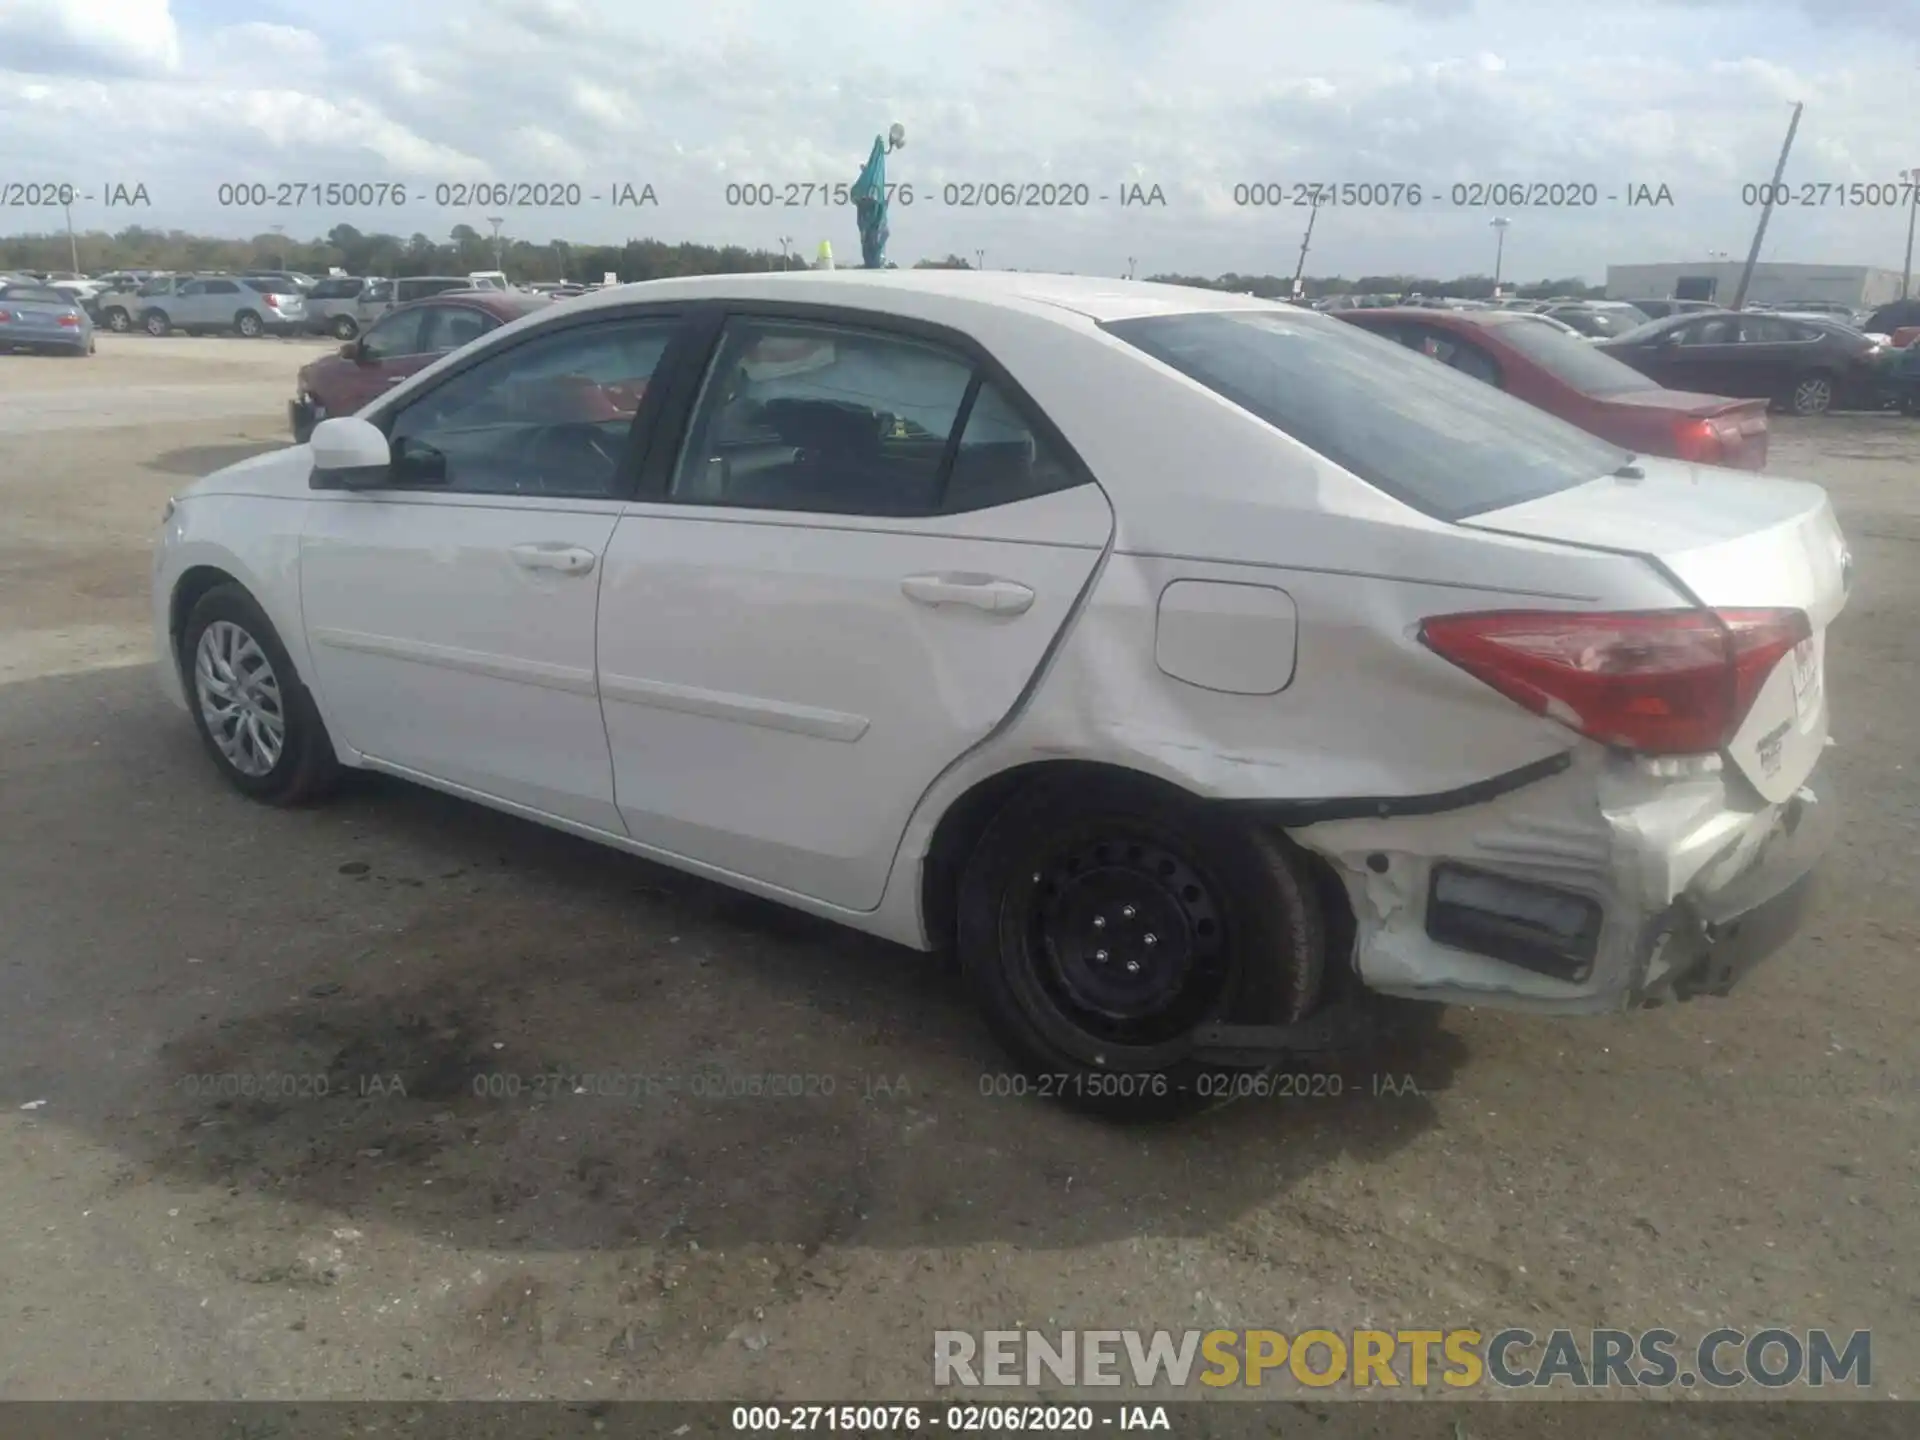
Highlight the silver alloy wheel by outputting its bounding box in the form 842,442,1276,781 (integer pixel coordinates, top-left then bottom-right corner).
194,620,287,777
237,312,262,337
1793,376,1832,414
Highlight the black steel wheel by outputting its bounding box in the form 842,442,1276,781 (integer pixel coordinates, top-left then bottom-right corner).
957,773,1325,1119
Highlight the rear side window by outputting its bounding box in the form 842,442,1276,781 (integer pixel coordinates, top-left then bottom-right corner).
1491,317,1656,397
1104,310,1629,521
308,278,361,299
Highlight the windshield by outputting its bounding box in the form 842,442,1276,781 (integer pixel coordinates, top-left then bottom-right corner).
1104,309,1631,520
1489,315,1659,396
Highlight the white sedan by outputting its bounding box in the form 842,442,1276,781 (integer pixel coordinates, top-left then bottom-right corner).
153,271,1848,1115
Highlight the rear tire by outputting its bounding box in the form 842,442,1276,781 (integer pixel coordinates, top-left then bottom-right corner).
179,584,341,806
105,307,131,332
330,315,358,340
235,310,263,338
956,774,1324,1119
143,309,171,337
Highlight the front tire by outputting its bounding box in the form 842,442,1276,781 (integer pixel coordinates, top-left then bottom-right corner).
956,775,1325,1119
143,309,171,337
1788,372,1834,416
330,315,358,340
105,307,131,332
235,310,263,337
180,584,341,806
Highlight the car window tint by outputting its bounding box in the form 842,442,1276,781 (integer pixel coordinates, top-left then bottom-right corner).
670,320,973,516
1679,317,1736,345
943,380,1083,512
0,285,67,304
386,318,674,497
207,280,240,295
360,309,430,360
1737,317,1792,343
1105,309,1629,521
365,280,393,302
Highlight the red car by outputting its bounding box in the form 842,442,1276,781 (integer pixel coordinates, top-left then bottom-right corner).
1336,307,1769,471
290,290,552,440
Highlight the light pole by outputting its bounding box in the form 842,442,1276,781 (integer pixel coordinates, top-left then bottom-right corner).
62,200,79,276
271,223,285,270
487,216,505,270
1902,167,1920,300
975,249,986,270
1126,256,1136,280
1490,216,1510,295
778,234,793,270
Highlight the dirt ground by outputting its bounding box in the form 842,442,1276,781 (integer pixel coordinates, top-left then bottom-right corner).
1,335,1917,1424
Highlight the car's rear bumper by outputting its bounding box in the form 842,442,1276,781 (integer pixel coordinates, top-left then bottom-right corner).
1637,781,1829,1003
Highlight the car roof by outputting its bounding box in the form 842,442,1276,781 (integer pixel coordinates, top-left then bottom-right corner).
388,289,550,319
558,269,1290,328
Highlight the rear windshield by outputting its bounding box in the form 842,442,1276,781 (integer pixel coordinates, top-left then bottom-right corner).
1488,316,1658,396
1104,309,1630,520
0,285,68,304
1550,307,1648,338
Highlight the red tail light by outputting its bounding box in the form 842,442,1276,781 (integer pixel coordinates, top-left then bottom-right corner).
57,313,79,327
262,293,280,308
1671,417,1724,464
0,309,12,323
1420,609,1811,754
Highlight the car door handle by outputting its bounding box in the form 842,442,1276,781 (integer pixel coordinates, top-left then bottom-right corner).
900,573,1035,615
384,375,407,386
510,543,598,575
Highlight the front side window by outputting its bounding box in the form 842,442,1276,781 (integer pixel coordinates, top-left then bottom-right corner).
360,309,429,361
1105,309,1629,521
385,317,675,497
670,320,973,515
420,305,495,353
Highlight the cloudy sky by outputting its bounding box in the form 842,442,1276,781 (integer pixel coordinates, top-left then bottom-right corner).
2,0,1918,280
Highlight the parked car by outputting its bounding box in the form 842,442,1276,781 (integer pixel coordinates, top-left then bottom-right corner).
0,279,96,355
1885,341,1920,414
155,272,1846,1115
1864,298,1920,335
1540,303,1652,339
353,275,485,327
242,270,316,292
1599,309,1885,416
304,275,384,339
1338,306,1769,468
141,275,309,337
95,273,186,332
288,290,552,440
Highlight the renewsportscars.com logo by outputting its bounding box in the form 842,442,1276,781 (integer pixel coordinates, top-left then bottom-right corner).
933,1327,1872,1391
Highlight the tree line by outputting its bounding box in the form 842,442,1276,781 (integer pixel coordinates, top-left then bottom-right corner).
0,225,1602,300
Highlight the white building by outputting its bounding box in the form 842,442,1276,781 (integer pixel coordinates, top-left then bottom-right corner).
1604,261,1905,309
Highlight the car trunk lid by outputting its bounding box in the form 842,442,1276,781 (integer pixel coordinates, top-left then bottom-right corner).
1458,461,1849,801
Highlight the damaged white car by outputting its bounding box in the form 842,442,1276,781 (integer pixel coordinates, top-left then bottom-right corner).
153,271,1848,1115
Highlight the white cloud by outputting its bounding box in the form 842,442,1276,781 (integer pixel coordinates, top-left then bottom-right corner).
0,0,1916,280
0,0,181,76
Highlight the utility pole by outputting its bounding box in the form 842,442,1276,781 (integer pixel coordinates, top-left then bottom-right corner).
1491,216,1510,295
1126,256,1136,280
62,200,79,275
778,234,793,270
1291,192,1320,299
975,248,985,270
1732,101,1803,311
1902,167,1920,300
487,216,505,270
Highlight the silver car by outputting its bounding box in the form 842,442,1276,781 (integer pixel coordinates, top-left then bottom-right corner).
304,276,383,339
141,275,308,337
0,279,96,355
95,273,183,332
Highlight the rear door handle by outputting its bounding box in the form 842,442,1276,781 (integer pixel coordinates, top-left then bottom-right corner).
900,573,1035,615
510,543,598,575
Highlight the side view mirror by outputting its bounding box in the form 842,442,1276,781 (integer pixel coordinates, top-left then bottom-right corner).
308,416,392,489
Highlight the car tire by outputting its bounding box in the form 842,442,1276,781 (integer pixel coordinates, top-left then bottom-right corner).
330,315,358,340
1788,372,1834,416
104,307,131,332
180,583,342,807
143,309,171,337
956,773,1325,1119
235,310,263,338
